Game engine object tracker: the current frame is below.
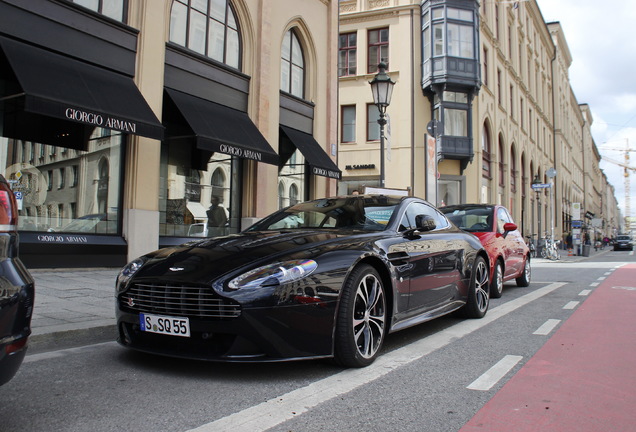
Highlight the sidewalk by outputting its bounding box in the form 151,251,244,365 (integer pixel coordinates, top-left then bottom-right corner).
26,247,612,351
28,267,120,352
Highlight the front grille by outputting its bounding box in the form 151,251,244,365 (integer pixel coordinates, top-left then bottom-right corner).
120,282,241,319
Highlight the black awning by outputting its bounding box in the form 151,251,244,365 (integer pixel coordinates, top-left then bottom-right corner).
0,36,164,148
279,125,341,179
164,89,278,166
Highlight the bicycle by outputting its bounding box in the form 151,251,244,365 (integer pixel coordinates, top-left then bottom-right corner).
540,234,561,260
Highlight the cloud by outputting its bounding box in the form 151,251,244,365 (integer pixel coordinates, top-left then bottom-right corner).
536,0,636,218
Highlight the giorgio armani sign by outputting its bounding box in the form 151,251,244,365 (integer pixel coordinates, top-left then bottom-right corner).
65,108,137,134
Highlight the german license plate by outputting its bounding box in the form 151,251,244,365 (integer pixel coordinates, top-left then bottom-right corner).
140,313,190,337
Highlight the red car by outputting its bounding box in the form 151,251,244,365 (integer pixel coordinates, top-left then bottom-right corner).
441,204,530,298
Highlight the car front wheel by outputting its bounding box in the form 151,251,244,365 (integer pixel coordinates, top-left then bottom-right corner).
463,256,489,318
334,264,387,368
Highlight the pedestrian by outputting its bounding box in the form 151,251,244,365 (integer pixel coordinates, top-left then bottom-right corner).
207,196,228,236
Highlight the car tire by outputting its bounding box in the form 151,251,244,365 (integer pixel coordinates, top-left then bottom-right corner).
490,261,504,298
462,256,489,319
334,264,387,368
515,256,531,287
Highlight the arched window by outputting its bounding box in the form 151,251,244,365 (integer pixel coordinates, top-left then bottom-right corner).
170,0,241,69
510,145,517,193
281,29,305,98
521,153,526,199
481,123,491,179
289,184,299,206
498,137,505,187
278,182,285,209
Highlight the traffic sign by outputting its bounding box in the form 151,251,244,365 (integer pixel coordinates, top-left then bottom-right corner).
531,183,552,189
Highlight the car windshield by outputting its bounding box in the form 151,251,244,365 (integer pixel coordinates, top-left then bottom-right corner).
617,235,631,241
245,196,400,232
440,206,494,232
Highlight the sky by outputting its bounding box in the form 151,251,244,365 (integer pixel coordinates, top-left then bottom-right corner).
534,0,636,221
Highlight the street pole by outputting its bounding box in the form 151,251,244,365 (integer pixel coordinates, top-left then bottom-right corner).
378,113,387,188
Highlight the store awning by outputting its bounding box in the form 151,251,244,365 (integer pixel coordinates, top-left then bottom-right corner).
279,125,341,179
0,36,164,149
186,202,208,221
164,89,278,166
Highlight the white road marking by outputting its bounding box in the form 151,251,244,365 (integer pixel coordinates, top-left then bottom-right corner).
604,272,612,276
590,282,599,287
579,289,592,296
467,355,523,391
531,262,626,269
612,286,636,291
186,282,566,432
597,277,606,281
533,319,561,335
563,301,579,310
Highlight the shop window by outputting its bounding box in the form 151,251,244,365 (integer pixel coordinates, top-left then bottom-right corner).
277,149,305,210
281,29,305,98
3,132,123,234
160,145,240,238
367,28,389,73
169,0,241,69
70,0,127,23
339,32,357,76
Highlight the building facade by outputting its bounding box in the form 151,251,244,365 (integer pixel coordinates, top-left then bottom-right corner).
0,0,340,267
338,0,620,245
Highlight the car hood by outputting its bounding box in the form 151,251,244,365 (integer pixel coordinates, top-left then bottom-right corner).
133,230,378,285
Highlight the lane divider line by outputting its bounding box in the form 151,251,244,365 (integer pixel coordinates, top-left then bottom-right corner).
186,282,567,432
467,355,523,391
533,319,561,335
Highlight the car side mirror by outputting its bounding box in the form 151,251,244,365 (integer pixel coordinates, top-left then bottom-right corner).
503,222,517,233
415,214,437,232
502,222,517,238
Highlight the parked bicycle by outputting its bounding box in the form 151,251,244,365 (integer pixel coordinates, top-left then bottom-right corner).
525,235,537,258
540,234,561,260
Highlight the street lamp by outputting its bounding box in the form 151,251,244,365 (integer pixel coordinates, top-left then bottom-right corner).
532,175,542,250
369,62,395,188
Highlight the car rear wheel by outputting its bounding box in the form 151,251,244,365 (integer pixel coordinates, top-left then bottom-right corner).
463,256,489,318
516,256,531,287
490,261,504,298
334,264,387,368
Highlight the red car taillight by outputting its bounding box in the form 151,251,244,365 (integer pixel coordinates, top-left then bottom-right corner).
0,183,18,228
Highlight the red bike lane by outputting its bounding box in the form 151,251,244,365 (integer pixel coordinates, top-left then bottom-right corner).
461,263,636,432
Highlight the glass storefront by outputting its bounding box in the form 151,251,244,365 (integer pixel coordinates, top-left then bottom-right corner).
1,128,123,235
277,149,306,209
159,142,242,239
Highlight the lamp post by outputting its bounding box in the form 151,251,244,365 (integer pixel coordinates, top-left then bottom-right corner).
532,175,542,251
369,62,395,188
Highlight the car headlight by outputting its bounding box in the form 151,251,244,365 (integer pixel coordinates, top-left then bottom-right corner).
116,257,147,292
227,259,318,290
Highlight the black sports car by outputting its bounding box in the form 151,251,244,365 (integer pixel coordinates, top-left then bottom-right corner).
116,195,489,367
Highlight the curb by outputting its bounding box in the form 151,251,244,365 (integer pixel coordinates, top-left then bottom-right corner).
28,325,118,354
